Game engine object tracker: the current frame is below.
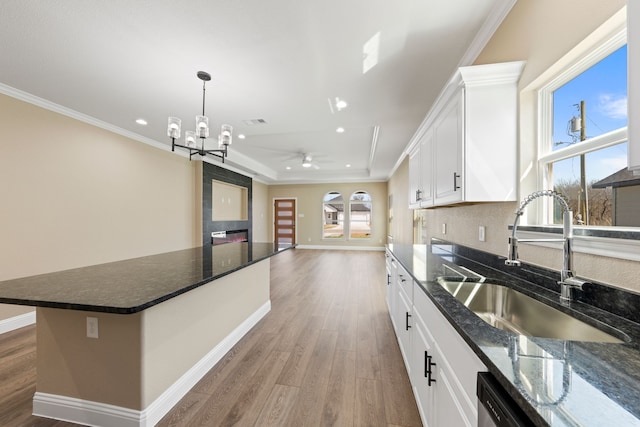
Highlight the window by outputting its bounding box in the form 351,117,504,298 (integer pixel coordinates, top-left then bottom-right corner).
322,192,344,239
349,191,372,239
539,35,631,226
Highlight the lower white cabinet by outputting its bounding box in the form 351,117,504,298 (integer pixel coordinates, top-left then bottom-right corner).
385,251,396,314
393,264,413,369
386,253,486,427
411,283,486,426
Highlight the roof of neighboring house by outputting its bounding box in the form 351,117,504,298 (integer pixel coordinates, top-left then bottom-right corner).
592,168,640,189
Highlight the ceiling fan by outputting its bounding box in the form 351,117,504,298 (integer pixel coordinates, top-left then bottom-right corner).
301,154,316,169
280,151,326,170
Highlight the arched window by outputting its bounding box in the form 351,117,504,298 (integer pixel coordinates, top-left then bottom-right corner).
349,191,372,239
323,192,344,239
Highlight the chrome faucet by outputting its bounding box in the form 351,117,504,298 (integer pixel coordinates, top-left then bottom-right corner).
506,190,586,303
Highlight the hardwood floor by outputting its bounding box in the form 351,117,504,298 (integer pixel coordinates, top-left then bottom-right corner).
0,249,421,427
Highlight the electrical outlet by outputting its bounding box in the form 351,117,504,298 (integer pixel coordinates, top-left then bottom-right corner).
87,317,99,339
479,225,486,242
442,223,447,235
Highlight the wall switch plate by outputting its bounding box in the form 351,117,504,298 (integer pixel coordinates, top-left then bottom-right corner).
87,317,99,339
442,223,447,234
479,225,486,242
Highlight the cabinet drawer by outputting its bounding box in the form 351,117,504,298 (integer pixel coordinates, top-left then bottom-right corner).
397,266,412,300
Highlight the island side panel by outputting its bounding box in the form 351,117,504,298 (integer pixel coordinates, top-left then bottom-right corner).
36,308,144,409
140,258,271,407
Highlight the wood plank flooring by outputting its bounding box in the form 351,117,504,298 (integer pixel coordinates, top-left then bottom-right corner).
0,249,421,427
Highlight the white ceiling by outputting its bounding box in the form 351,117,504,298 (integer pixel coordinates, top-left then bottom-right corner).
0,0,514,184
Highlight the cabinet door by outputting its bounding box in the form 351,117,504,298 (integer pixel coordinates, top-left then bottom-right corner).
395,288,412,370
411,309,435,427
434,87,464,205
408,147,422,208
432,357,472,427
419,129,434,207
388,258,398,329
385,252,394,313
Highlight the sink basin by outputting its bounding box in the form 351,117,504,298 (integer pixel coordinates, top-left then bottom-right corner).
437,279,624,343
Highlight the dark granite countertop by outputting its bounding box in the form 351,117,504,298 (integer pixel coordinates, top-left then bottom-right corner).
0,242,294,314
387,241,640,427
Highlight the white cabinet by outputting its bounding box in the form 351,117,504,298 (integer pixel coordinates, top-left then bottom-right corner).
385,252,487,426
411,281,486,427
408,146,422,208
393,264,413,369
408,129,434,208
408,61,524,208
433,88,464,205
385,250,396,313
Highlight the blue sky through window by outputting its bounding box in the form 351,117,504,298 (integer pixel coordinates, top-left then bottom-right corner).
552,45,627,183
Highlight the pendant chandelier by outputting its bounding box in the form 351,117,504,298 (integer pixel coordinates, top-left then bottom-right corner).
167,71,233,162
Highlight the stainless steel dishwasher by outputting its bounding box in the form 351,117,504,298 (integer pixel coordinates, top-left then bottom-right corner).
477,372,534,427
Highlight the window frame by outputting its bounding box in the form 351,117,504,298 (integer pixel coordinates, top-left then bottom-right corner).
537,30,628,213
518,10,640,262
322,191,345,240
348,191,372,240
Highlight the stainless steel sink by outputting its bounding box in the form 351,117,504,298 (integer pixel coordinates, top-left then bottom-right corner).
437,279,625,343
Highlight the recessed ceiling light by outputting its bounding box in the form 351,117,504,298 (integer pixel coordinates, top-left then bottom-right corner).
135,118,148,125
286,166,292,170
336,127,345,133
335,98,348,111
346,164,351,168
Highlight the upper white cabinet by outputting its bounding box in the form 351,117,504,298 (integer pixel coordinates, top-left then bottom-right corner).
433,88,464,205
409,128,434,208
629,2,640,170
408,61,524,208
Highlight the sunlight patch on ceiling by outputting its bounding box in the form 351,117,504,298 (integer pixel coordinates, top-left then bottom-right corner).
363,32,380,74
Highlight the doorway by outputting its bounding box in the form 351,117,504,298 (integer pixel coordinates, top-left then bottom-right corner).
274,199,296,246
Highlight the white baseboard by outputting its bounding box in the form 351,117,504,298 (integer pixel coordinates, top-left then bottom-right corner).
0,311,36,335
33,300,271,427
296,245,385,251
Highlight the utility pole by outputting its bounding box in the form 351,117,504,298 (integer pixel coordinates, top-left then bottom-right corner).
579,100,588,225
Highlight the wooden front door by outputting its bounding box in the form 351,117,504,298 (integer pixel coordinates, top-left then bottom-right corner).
274,199,296,245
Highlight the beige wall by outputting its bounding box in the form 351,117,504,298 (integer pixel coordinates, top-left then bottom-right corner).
211,181,248,221
0,93,200,320
389,0,639,293
252,180,270,242
36,259,270,410
388,158,413,244
268,181,388,247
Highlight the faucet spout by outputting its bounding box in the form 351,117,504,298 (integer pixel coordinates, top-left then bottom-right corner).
506,190,583,303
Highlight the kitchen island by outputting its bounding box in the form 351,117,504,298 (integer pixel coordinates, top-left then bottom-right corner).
0,242,293,427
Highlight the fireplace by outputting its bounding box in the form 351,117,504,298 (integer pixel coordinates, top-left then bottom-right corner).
211,229,249,245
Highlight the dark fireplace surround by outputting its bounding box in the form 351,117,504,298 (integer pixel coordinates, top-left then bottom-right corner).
202,162,252,246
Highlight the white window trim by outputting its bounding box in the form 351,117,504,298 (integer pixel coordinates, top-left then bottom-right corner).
518,6,640,261
516,228,640,262
537,26,627,202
